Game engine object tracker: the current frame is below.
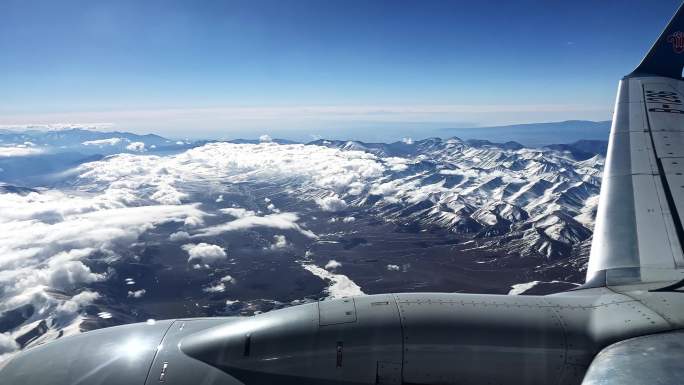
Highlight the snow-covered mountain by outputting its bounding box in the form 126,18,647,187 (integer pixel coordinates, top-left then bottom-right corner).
312,137,602,260
0,132,604,362
0,128,174,149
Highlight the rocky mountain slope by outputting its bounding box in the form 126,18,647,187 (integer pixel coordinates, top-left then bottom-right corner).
322,138,601,263
0,131,604,361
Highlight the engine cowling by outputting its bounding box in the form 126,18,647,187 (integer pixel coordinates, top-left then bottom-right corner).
180,294,403,384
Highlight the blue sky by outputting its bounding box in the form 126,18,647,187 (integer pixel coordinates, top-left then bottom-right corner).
1,0,681,140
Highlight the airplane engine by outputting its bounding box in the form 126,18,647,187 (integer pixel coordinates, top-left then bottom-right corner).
0,318,246,385
180,294,404,385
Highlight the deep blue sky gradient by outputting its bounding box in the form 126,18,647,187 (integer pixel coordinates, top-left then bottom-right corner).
1,0,681,139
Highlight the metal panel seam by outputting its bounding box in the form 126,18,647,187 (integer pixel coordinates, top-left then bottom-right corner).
642,83,684,265
143,320,177,385
391,294,406,384
542,299,570,385
606,288,677,329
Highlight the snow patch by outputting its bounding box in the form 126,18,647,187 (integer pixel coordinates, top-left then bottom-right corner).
302,263,364,299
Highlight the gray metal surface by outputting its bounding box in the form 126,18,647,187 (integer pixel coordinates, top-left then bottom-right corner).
145,318,245,385
0,320,174,385
180,295,403,384
174,290,670,385
395,292,566,384
582,331,684,385
0,289,677,385
395,290,672,385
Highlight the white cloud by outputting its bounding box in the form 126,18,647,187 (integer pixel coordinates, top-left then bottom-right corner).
0,141,391,358
182,243,227,264
266,203,279,212
203,275,235,293
0,333,19,355
75,142,386,217
169,231,190,241
324,259,342,270
270,235,288,249
196,212,317,239
220,207,256,218
347,182,365,195
370,181,400,196
402,137,414,144
53,291,100,325
183,215,204,227
82,138,123,146
317,195,348,212
203,283,225,293
0,183,206,352
0,141,376,353
383,157,409,172
0,201,201,262
126,142,145,152
0,202,204,259
220,275,236,284
342,216,356,223
47,259,105,289
127,289,146,298
386,264,400,271
0,146,43,157
259,134,273,143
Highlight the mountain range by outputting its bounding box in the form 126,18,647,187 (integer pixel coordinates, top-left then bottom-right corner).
0,126,604,360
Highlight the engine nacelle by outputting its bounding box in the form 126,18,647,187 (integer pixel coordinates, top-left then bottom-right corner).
180,294,403,384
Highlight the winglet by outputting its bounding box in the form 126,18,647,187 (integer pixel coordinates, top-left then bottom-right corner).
631,2,684,78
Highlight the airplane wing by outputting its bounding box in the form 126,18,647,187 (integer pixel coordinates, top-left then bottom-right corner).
587,2,684,288
581,5,684,384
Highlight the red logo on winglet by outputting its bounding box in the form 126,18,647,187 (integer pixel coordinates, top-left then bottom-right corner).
668,31,684,53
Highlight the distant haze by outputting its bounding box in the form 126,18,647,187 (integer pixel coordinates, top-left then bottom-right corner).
439,120,611,147
213,120,613,145
0,120,611,147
